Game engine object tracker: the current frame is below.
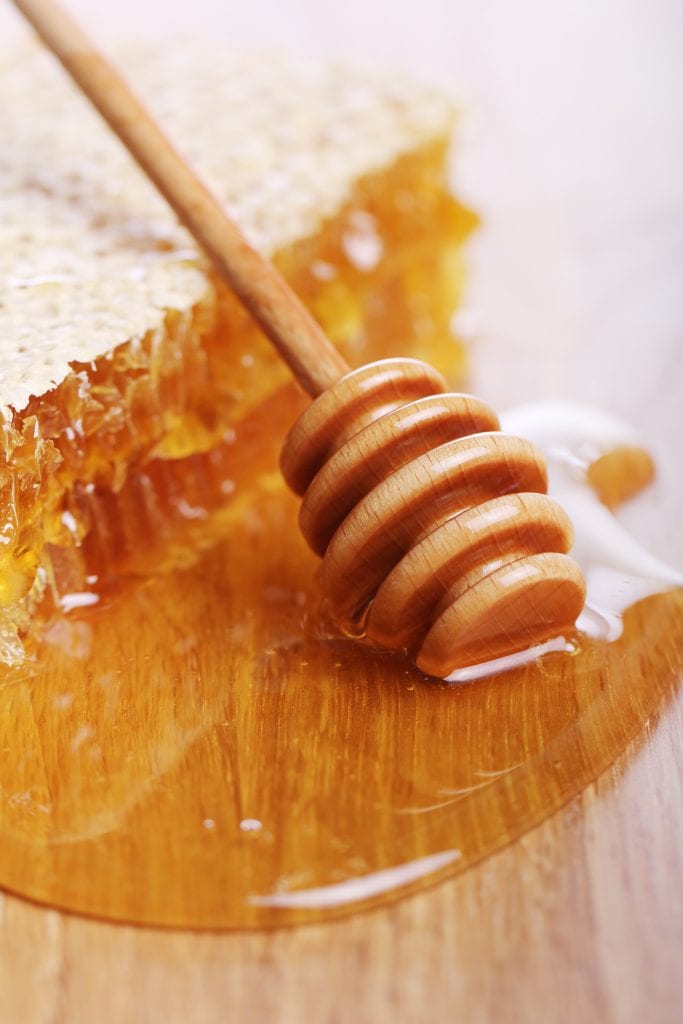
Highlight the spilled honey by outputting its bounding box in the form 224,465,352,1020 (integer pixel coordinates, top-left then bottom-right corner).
0,384,681,928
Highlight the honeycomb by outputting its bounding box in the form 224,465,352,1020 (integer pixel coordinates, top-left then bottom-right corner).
0,47,475,664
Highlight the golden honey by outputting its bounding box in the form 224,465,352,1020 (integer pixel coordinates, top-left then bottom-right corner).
0,383,680,929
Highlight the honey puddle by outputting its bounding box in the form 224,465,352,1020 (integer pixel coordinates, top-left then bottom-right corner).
0,390,681,929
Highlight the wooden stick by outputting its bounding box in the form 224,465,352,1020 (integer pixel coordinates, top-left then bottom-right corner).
11,0,350,398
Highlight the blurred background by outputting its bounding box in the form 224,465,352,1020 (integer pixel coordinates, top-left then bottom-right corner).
2,0,682,548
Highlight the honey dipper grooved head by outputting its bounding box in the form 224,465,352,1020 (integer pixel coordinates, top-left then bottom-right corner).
417,552,586,677
281,358,587,679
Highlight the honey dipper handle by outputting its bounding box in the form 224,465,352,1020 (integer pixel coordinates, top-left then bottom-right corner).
12,0,350,397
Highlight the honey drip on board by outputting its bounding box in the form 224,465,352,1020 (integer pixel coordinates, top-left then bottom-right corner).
0,383,681,929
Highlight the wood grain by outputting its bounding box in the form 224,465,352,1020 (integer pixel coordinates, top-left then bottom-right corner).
2,4,683,1017
0,216,680,1024
0,415,680,1017
0,688,681,1024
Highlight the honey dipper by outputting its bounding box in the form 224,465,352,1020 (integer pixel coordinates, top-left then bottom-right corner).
14,0,586,677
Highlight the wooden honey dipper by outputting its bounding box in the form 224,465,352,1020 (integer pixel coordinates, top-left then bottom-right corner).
14,0,586,677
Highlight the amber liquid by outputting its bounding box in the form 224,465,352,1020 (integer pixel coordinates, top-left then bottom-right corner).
0,383,681,929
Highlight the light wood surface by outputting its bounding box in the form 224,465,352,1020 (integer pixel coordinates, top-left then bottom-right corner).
0,690,681,1024
0,366,680,1018
0,375,680,1007
2,2,683,1020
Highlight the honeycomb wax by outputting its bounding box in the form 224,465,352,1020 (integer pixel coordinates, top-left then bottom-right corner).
0,43,476,663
